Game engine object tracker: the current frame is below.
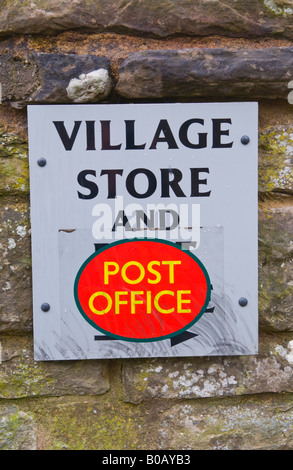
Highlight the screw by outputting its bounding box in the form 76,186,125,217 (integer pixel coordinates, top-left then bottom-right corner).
238,297,248,307
37,158,47,167
241,135,250,145
41,302,50,312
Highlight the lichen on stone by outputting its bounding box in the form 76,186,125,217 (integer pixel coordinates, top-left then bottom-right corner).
0,129,29,195
0,407,36,450
259,126,293,194
0,349,53,399
274,340,293,364
264,0,293,17
49,401,142,450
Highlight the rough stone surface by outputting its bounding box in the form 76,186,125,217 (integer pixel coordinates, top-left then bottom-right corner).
259,125,293,194
34,394,157,451
259,206,293,331
259,258,293,331
1,47,293,106
0,53,111,108
122,335,293,403
0,393,291,450
0,200,32,332
0,406,37,450
158,396,293,450
0,128,31,332
259,206,293,263
0,0,293,39
117,47,293,100
0,128,29,195
0,336,109,398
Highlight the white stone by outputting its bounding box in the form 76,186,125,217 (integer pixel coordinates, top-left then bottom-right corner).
16,225,27,238
66,69,112,103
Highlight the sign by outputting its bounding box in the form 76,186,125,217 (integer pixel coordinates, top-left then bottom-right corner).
28,102,258,360
74,239,211,342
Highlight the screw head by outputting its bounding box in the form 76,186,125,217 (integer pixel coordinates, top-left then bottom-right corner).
241,135,250,145
37,158,47,167
41,302,50,312
239,297,248,307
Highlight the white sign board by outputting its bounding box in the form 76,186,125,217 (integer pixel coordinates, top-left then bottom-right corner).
28,103,258,360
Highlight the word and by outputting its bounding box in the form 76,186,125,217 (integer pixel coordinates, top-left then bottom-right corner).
92,196,201,243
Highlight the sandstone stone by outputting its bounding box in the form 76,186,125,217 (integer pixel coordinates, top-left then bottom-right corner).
0,200,32,332
117,47,293,100
259,126,293,194
0,335,109,398
0,53,111,108
35,397,149,450
259,206,293,263
0,406,37,450
259,206,293,331
122,334,293,403
158,396,293,450
0,129,29,195
0,0,292,39
259,258,293,331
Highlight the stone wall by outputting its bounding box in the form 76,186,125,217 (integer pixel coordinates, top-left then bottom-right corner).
0,0,292,450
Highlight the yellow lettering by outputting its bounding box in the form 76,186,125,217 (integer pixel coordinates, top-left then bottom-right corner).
130,291,144,314
162,260,181,283
89,291,112,315
177,290,191,313
115,291,128,314
104,261,119,285
121,261,145,284
147,260,161,284
154,290,175,314
146,291,152,314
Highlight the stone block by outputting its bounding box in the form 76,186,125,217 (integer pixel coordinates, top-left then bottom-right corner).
259,258,293,331
117,47,293,100
259,206,293,331
0,200,32,332
122,334,293,403
259,126,293,194
0,0,292,39
32,397,148,450
0,129,29,195
0,406,37,450
0,335,109,398
0,53,112,108
158,396,293,449
259,206,293,262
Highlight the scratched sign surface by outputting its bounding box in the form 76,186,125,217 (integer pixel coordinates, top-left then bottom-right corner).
28,103,258,360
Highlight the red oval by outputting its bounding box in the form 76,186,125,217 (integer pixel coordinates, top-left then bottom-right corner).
74,239,211,342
